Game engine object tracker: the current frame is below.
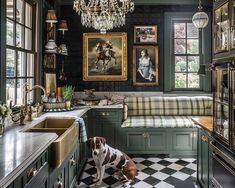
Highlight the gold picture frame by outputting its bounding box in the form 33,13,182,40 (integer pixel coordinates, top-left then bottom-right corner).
134,25,158,44
133,46,159,86
83,32,127,81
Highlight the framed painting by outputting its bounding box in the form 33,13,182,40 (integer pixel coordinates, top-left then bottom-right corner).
45,73,57,94
134,25,158,44
133,46,159,86
83,32,127,81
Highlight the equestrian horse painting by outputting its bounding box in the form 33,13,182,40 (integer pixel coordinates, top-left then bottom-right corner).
83,33,127,81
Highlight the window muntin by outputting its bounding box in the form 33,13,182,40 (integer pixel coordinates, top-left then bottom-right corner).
173,22,200,89
6,0,35,105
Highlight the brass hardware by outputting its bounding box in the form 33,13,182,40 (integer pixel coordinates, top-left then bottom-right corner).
57,179,63,188
27,167,38,178
70,157,76,166
101,112,106,116
201,135,208,142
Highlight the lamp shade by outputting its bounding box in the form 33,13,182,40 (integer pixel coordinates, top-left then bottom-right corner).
45,10,58,24
58,20,68,31
197,64,206,76
192,11,209,29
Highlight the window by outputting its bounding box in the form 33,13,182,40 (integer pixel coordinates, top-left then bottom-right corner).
6,0,36,105
173,22,200,89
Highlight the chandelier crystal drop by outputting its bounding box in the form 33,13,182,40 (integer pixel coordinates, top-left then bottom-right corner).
73,0,134,33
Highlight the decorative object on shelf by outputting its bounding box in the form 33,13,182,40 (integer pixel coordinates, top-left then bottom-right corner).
62,85,74,108
83,32,127,81
192,0,209,29
83,89,100,106
133,46,159,86
45,39,58,53
58,60,67,81
73,0,134,34
0,103,11,137
134,25,158,44
45,73,57,95
45,10,58,27
58,20,68,36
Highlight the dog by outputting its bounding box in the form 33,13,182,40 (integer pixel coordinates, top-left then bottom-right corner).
87,136,138,186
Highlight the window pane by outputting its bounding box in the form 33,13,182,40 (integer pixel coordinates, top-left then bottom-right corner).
187,23,199,38
25,28,32,50
27,53,34,77
25,3,32,28
16,0,24,24
6,19,14,46
175,73,186,88
6,79,16,105
7,0,14,19
187,39,199,54
174,23,186,38
188,73,200,88
175,56,186,72
16,79,25,105
6,49,16,77
26,78,34,103
16,23,24,48
188,56,200,72
17,51,26,77
175,39,186,54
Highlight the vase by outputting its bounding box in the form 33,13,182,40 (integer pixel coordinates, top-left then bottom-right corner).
0,117,5,137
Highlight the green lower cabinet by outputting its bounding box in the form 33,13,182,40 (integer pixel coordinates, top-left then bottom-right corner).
147,131,167,151
125,131,146,151
197,128,213,188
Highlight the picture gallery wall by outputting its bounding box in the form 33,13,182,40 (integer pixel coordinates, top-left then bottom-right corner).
58,5,198,92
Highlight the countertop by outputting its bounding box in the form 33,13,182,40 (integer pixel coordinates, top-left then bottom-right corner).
192,116,213,134
0,108,89,188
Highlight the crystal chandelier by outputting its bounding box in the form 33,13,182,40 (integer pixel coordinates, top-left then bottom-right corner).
73,0,134,34
192,0,209,29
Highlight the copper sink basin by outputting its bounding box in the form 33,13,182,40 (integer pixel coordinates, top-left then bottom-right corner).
25,118,79,167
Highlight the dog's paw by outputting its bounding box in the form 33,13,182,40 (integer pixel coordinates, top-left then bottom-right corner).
92,178,99,183
95,180,102,186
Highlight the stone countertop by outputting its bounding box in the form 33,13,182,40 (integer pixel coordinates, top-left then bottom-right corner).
192,116,213,134
0,108,88,188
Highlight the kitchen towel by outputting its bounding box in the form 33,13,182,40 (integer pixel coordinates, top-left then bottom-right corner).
76,117,87,143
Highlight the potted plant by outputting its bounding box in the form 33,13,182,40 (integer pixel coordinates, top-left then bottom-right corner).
62,85,74,108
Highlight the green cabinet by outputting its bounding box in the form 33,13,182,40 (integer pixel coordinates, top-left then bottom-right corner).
197,128,213,188
89,108,123,147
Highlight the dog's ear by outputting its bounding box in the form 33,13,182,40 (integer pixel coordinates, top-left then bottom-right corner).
100,137,106,146
86,138,92,148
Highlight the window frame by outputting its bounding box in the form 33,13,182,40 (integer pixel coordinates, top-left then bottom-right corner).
4,0,37,105
164,12,212,93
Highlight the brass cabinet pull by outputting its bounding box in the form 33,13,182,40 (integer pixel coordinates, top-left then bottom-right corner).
143,132,149,139
70,157,76,166
201,135,208,142
57,179,63,188
101,112,105,116
27,167,38,178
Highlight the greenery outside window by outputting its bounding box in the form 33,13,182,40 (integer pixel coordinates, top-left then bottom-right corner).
6,0,36,105
173,22,200,89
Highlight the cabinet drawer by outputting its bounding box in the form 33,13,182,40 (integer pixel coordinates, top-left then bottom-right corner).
92,110,122,122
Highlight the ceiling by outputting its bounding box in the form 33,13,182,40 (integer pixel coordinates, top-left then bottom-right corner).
58,0,210,6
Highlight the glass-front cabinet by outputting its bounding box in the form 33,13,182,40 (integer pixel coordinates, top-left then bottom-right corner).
230,0,235,49
213,61,235,150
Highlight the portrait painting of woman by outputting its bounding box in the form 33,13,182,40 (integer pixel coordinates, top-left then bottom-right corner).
133,46,158,86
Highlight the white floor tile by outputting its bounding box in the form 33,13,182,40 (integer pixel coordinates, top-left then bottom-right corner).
149,163,165,171
164,158,179,163
186,163,197,171
136,163,148,171
136,171,150,180
148,157,162,163
172,171,190,181
80,172,90,179
167,163,184,171
84,163,93,170
181,158,197,163
152,171,170,180
132,157,146,163
155,181,175,188
133,181,154,188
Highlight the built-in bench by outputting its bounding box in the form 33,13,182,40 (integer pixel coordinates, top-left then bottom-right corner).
117,96,213,157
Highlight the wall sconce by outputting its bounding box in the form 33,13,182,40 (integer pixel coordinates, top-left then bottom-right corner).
45,10,58,27
58,20,68,35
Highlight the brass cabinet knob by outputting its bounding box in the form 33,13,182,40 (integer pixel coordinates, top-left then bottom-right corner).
27,167,38,178
201,135,208,142
70,157,76,166
101,112,106,116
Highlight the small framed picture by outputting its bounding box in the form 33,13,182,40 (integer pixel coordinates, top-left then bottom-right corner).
45,73,57,94
133,46,159,86
134,25,157,44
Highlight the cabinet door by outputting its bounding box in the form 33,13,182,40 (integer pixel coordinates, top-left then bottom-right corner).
125,131,145,151
68,150,78,188
172,131,194,151
146,131,167,151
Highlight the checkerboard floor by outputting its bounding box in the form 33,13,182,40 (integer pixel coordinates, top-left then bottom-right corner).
78,156,197,188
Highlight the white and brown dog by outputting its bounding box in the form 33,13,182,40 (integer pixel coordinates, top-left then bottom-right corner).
87,137,138,186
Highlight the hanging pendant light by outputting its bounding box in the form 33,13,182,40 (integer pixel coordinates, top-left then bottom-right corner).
192,0,209,29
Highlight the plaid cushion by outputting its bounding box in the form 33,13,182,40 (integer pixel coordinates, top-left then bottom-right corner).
124,96,213,116
122,116,197,128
